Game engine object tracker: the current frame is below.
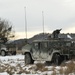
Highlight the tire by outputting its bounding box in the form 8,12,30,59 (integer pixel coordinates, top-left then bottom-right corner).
25,53,34,65
53,54,61,65
45,61,52,66
1,50,6,56
12,51,16,55
60,55,69,63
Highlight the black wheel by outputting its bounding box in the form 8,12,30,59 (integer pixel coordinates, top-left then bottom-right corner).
25,53,34,65
1,50,6,56
12,51,16,55
45,61,52,66
53,54,61,65
60,55,69,63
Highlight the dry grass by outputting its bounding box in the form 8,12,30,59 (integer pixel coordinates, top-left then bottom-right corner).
0,55,75,75
51,67,56,75
11,60,75,74
16,63,30,74
60,62,67,67
52,71,56,75
0,61,30,74
64,61,75,75
35,63,48,72
51,60,75,75
59,60,75,75
1,61,75,75
58,67,64,74
16,70,30,74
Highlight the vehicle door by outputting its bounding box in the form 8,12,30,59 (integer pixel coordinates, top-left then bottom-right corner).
32,42,41,59
40,42,49,59
60,41,70,54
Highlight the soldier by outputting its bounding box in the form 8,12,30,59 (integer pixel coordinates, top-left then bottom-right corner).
52,29,62,39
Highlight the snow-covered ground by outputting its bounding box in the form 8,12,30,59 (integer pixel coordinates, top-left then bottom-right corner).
0,54,75,75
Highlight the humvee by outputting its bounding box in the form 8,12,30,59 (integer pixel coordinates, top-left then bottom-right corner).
22,29,75,65
0,44,16,56
22,39,75,65
0,38,16,56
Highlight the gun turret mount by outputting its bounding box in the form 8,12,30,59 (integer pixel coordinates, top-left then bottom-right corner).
51,29,62,39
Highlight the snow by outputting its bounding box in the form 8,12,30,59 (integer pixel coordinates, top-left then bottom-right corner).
0,72,9,75
0,54,75,75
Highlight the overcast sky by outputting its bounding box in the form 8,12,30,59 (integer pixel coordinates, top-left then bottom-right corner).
0,0,75,39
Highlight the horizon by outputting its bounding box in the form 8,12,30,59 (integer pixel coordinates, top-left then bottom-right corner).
12,30,75,40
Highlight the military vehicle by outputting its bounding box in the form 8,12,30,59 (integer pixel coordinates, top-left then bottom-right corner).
0,38,16,56
22,29,75,65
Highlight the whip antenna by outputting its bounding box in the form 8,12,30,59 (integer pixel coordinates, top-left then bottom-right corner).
24,7,27,40
42,11,45,39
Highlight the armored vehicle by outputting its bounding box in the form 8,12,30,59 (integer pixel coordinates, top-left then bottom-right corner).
22,29,75,65
22,39,75,65
0,38,16,56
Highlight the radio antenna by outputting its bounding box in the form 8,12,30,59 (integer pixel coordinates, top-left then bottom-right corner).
24,7,27,40
42,11,45,39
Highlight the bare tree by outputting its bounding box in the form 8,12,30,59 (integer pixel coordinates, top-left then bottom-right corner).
0,18,15,42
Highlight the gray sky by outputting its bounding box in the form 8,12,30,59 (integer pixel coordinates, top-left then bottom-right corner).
0,0,75,39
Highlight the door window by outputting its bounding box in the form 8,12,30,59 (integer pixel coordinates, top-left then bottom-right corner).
34,42,40,50
43,42,48,48
66,42,71,47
